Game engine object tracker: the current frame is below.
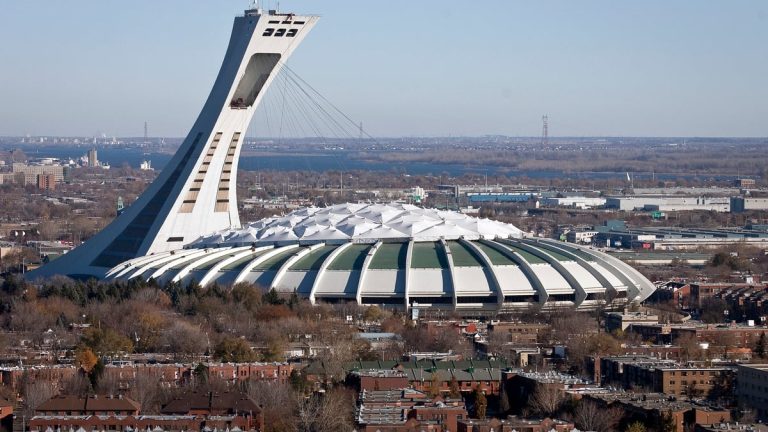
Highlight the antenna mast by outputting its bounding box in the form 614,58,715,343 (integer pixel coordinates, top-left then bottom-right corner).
541,115,549,146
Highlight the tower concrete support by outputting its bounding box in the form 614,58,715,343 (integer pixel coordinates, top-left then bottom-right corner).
31,8,318,279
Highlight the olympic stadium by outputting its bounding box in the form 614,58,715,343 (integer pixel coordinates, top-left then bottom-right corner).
105,203,656,312
29,7,656,313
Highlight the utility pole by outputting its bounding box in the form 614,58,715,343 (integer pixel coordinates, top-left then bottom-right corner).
541,115,549,146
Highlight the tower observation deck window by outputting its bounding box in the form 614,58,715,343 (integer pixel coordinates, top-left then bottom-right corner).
230,53,281,109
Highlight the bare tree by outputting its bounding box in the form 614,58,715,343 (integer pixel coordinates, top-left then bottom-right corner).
163,321,207,360
22,380,58,417
61,372,91,396
296,389,355,432
96,372,121,396
528,384,566,417
128,373,161,413
573,400,622,432
245,381,298,432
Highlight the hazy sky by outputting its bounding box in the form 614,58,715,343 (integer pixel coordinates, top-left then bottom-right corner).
1,1,767,137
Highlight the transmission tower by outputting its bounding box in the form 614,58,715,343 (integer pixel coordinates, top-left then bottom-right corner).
541,115,549,146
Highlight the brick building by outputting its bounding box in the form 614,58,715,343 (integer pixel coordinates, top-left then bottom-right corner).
29,391,262,432
35,395,140,416
356,389,466,432
583,392,731,432
737,364,768,421
0,398,13,432
160,390,263,430
487,322,550,345
502,371,596,415
347,370,409,392
204,362,294,384
36,174,55,191
627,322,767,353
1,362,296,394
604,311,659,333
0,365,77,393
331,360,509,396
456,417,575,432
599,356,735,398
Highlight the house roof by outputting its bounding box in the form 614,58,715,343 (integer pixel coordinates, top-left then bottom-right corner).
36,395,140,413
160,391,259,415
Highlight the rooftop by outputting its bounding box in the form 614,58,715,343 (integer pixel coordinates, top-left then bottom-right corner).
190,202,523,247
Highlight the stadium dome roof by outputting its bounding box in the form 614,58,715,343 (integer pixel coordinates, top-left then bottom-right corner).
189,203,524,247
107,203,655,313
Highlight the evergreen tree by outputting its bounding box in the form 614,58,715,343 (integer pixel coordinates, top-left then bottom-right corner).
626,421,647,432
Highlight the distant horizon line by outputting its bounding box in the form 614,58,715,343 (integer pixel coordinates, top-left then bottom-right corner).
1,135,767,140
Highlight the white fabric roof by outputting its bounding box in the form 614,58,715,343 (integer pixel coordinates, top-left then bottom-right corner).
190,203,523,247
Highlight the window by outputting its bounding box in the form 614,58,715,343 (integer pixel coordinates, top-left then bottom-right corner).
287,29,298,37
457,296,496,304
361,297,406,305
263,28,275,36
275,28,286,37
504,295,539,303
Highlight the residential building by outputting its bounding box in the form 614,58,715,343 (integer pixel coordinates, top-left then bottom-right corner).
356,389,466,432
29,391,262,432
87,149,98,167
599,356,735,398
487,322,550,345
583,392,731,432
627,322,768,352
35,395,140,416
12,163,64,185
36,174,55,191
696,423,768,432
160,390,263,430
457,417,575,432
0,398,13,432
736,364,768,421
604,310,659,332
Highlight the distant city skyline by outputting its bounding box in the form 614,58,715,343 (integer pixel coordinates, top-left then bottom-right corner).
1,1,767,138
